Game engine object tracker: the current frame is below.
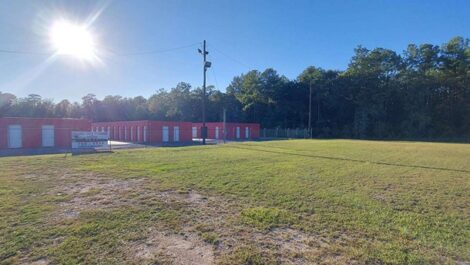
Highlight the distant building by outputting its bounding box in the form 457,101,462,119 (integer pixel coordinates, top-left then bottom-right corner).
191,122,260,140
91,120,192,144
0,117,90,149
0,117,259,154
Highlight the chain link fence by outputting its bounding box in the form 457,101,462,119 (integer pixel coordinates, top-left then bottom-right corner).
261,128,312,139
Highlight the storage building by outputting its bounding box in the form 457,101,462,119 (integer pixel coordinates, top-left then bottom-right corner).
91,120,192,144
191,122,260,140
0,117,91,149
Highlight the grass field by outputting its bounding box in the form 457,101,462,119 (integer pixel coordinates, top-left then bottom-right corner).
1,140,469,264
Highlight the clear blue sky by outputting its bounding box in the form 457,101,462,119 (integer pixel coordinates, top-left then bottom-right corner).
0,0,469,102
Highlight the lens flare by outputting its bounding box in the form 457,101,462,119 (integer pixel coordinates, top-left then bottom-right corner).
49,20,97,61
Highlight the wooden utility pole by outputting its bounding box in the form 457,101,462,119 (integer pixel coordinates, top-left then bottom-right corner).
223,108,226,143
198,40,211,145
308,80,313,138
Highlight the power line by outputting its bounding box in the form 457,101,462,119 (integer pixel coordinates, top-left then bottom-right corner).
0,49,49,55
210,45,252,70
207,53,220,89
106,42,201,56
0,42,201,57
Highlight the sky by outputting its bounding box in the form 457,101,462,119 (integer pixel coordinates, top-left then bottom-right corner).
0,0,469,102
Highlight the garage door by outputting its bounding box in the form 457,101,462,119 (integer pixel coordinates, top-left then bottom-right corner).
192,127,197,138
245,127,250,139
42,125,55,147
162,126,169,142
8,125,22,148
173,126,180,142
236,127,240,139
143,126,148,142
215,127,219,139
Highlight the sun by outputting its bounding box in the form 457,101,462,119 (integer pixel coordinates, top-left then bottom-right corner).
49,20,97,61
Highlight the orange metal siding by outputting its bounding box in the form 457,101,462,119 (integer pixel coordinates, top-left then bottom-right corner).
192,122,260,139
0,117,91,149
91,120,192,144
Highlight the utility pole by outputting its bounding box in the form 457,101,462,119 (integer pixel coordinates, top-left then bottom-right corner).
198,40,211,145
317,93,320,124
308,80,313,138
223,108,226,144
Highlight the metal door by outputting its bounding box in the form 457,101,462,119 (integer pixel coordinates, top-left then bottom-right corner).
8,125,22,148
162,126,169,142
173,126,180,142
144,126,148,142
42,125,54,147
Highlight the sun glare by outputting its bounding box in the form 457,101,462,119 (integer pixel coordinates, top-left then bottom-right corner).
49,20,97,61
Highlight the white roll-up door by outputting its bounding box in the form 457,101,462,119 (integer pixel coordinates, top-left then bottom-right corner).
130,127,134,142
245,127,249,139
215,127,219,139
137,126,141,142
192,127,197,138
8,125,22,148
125,127,128,141
173,126,180,142
236,127,240,139
162,126,169,142
42,125,55,147
144,126,148,142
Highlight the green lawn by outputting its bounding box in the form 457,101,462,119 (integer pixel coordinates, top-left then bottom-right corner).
1,140,469,264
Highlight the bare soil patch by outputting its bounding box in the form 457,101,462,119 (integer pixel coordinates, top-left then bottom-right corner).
45,173,347,264
132,230,214,264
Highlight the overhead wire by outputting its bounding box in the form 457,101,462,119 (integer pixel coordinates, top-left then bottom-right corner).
0,49,50,55
209,45,253,70
106,42,201,56
0,42,201,57
207,53,220,90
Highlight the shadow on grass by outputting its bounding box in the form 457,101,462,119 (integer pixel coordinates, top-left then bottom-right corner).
260,137,470,144
228,145,470,174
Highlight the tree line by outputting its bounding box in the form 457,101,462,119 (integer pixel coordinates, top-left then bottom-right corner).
1,36,469,139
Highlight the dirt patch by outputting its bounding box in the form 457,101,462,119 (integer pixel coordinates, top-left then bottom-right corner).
50,176,148,221
187,190,206,203
29,258,49,265
132,230,214,264
45,173,349,264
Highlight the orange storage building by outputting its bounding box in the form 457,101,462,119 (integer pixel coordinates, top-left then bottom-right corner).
0,117,91,149
91,120,193,144
191,122,260,140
